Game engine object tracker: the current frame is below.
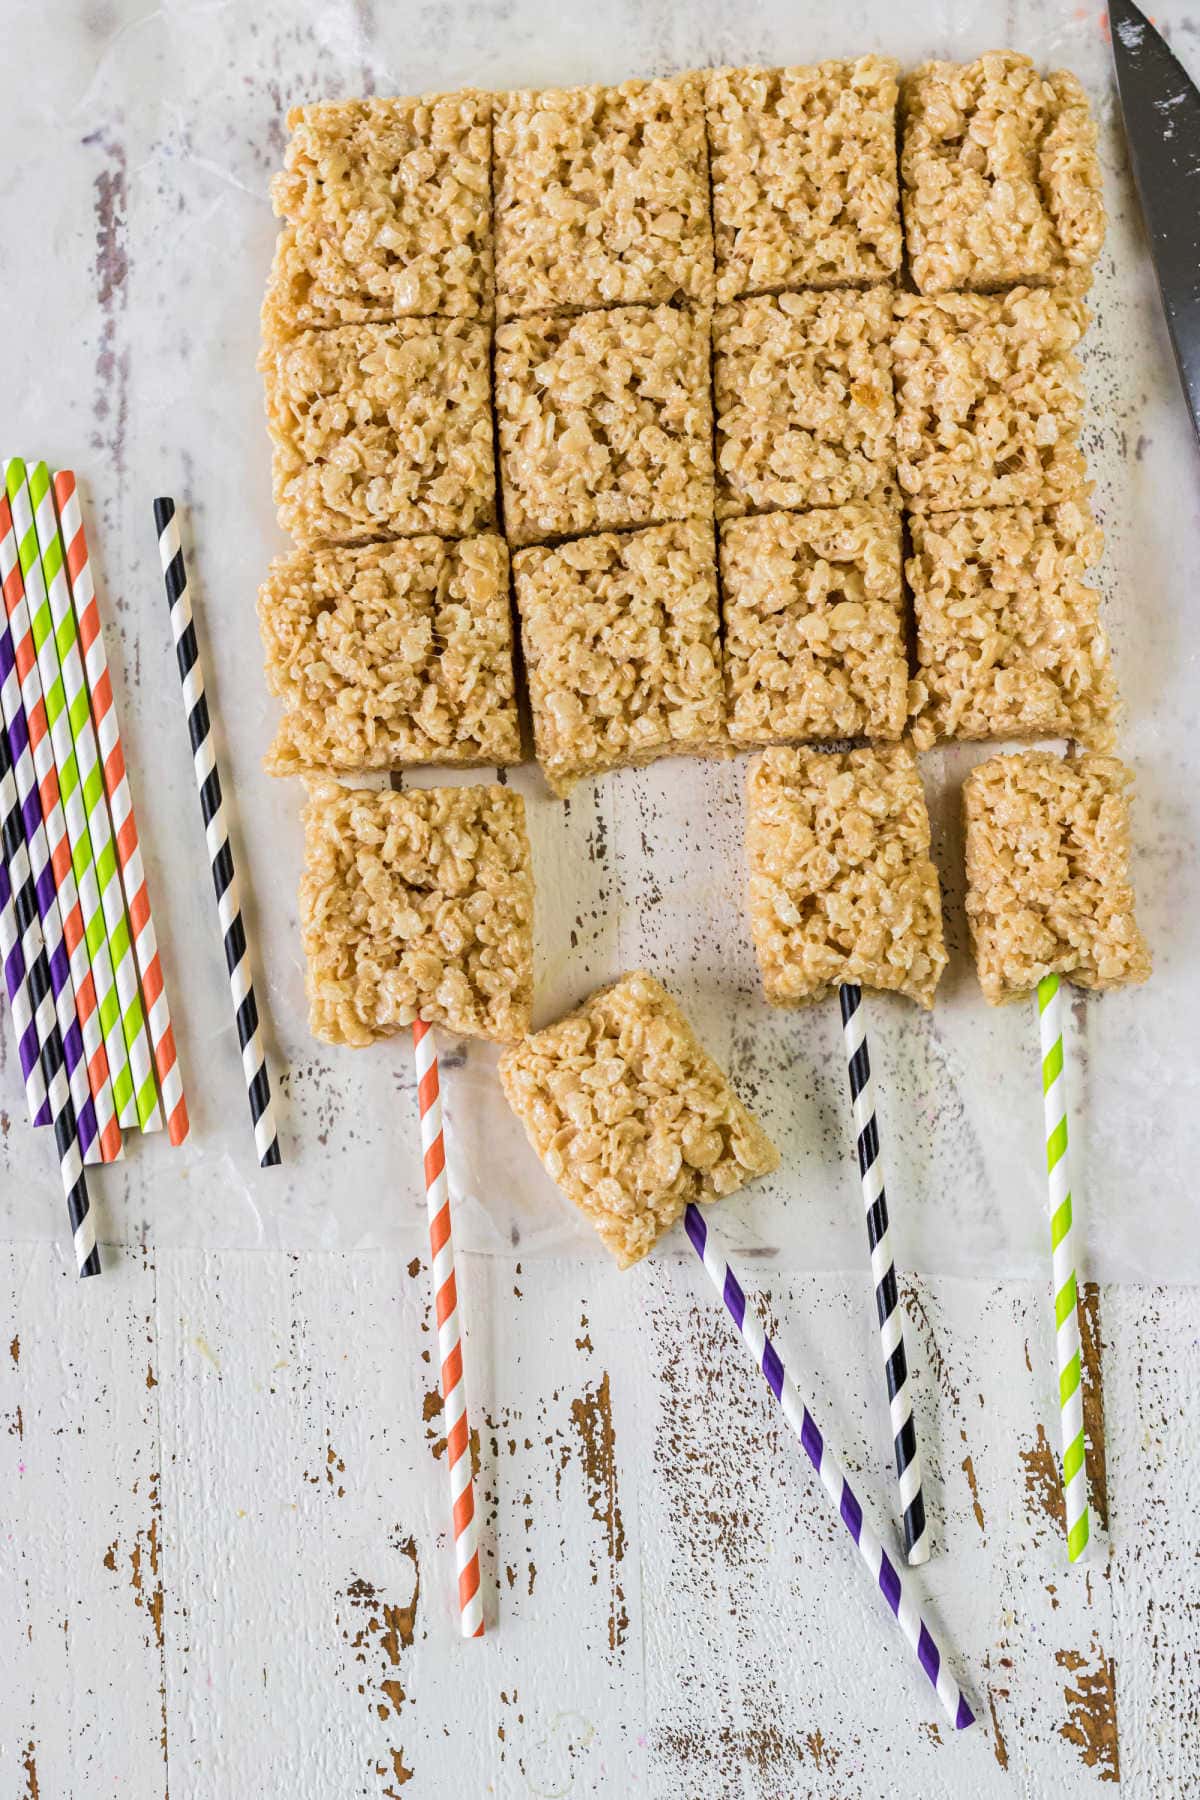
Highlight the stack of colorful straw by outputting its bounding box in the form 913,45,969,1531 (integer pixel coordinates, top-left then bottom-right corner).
0,459,188,1276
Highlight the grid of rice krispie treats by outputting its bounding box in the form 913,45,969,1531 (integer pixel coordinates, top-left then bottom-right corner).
299,780,534,1046
494,304,714,547
513,521,725,796
494,74,714,319
498,971,779,1268
720,506,906,747
263,320,496,545
907,500,1118,751
893,288,1089,512
901,54,1104,297
963,751,1150,1003
706,58,902,303
258,534,520,776
746,745,947,1008
261,92,493,339
713,288,895,518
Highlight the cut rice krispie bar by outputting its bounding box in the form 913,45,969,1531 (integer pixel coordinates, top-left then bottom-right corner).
706,58,902,303
498,971,779,1268
261,91,493,338
963,751,1150,1003
893,289,1089,512
713,288,895,518
299,780,534,1046
513,520,725,796
901,53,1104,297
263,320,495,545
258,534,521,776
720,506,906,747
907,499,1118,751
494,74,714,319
494,304,714,547
746,745,947,1008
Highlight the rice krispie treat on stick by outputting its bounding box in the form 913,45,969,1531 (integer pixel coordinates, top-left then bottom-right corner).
258,534,520,776
300,780,534,1046
893,289,1089,512
513,520,725,796
720,505,906,747
963,751,1151,1003
900,54,1104,298
907,500,1118,750
706,57,902,302
263,320,495,545
494,304,714,547
498,971,779,1267
494,74,714,319
262,91,493,338
713,288,895,518
746,746,947,1008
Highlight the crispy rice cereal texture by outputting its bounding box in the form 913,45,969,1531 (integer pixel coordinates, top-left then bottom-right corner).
494,304,714,547
907,500,1118,750
494,74,714,319
498,972,779,1268
513,521,725,796
706,58,902,302
713,288,895,518
262,92,493,336
963,751,1151,1003
746,745,947,1008
720,506,906,746
263,320,496,546
893,288,1089,512
901,53,1105,297
258,534,520,776
299,780,534,1046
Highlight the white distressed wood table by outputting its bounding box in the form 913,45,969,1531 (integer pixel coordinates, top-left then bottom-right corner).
2,1,1199,1795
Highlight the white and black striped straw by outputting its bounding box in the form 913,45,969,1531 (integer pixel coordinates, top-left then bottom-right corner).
155,498,281,1168
839,983,928,1565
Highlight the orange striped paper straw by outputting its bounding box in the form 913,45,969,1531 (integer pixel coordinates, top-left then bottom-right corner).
52,471,188,1145
412,1020,484,1637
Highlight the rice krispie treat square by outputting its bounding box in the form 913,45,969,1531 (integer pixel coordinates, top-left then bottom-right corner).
494,305,714,547
713,288,895,518
963,751,1151,1003
893,289,1089,512
746,745,947,1008
261,91,493,338
494,74,714,319
513,521,725,796
258,534,521,776
498,971,779,1268
720,506,906,747
263,320,495,546
901,54,1104,297
907,500,1118,751
299,780,534,1046
706,58,902,303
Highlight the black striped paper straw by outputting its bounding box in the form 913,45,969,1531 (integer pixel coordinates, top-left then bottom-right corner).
839,983,928,1565
155,498,281,1168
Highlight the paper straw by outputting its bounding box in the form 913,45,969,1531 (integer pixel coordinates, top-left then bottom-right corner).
839,983,928,1566
27,462,161,1134
0,480,105,1165
1037,974,1090,1563
53,470,188,1145
412,1020,484,1637
0,850,50,1127
0,706,99,1275
155,497,280,1166
683,1203,974,1730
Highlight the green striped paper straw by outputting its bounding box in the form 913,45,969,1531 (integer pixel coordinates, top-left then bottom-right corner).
1037,972,1089,1563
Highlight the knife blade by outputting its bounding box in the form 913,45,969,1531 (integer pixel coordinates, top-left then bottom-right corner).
1110,0,1200,448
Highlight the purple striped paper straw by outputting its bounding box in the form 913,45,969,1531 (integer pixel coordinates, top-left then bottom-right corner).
0,852,49,1125
683,1203,975,1731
